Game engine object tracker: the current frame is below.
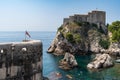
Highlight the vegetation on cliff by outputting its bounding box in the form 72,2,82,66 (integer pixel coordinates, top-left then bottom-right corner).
65,32,81,44
60,21,107,45
48,21,109,54
49,20,120,55
99,39,110,49
65,32,75,44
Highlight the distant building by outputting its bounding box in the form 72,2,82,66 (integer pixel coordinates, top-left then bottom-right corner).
63,10,106,32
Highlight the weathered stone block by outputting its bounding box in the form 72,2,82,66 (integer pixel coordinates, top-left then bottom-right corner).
0,40,42,80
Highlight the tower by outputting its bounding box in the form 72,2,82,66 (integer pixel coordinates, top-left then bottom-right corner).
87,10,106,31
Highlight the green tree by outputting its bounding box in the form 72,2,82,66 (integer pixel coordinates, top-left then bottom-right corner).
108,21,120,33
66,32,75,44
112,31,118,42
108,21,120,42
74,34,81,43
99,39,110,49
112,30,120,42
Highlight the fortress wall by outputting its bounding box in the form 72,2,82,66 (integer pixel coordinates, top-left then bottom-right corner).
91,11,106,25
63,10,107,33
69,16,76,22
75,15,88,23
87,11,106,24
0,40,42,80
91,11,106,31
91,11,98,23
63,18,69,24
87,12,92,23
63,10,106,27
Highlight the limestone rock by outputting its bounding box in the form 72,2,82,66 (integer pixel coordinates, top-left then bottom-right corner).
59,52,78,70
87,54,114,69
47,45,56,53
48,32,75,55
108,43,120,56
48,21,107,55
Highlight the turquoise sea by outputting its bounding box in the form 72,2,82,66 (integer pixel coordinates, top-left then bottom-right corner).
0,31,120,80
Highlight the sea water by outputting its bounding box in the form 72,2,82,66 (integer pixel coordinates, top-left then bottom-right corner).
0,31,120,80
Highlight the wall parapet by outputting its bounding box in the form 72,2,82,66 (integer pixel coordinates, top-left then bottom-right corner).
0,40,42,80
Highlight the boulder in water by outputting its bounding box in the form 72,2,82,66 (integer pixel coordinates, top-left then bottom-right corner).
87,54,114,69
59,52,78,70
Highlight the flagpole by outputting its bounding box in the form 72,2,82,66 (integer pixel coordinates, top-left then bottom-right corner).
25,31,31,41
25,31,26,41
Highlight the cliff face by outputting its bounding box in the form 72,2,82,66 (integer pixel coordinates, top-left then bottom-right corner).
0,40,42,80
48,22,108,55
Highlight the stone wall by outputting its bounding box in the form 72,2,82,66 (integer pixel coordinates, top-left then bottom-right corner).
87,11,106,31
73,14,88,23
63,18,69,24
0,40,42,80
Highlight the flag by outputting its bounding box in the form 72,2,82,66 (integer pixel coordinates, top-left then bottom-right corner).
25,31,31,38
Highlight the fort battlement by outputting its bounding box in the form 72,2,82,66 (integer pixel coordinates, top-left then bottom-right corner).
63,10,106,32
0,40,42,80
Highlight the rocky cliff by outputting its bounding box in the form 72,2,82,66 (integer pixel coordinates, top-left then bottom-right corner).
48,21,108,55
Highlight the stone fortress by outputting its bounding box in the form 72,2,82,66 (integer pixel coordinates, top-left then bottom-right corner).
63,10,106,32
0,40,42,80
